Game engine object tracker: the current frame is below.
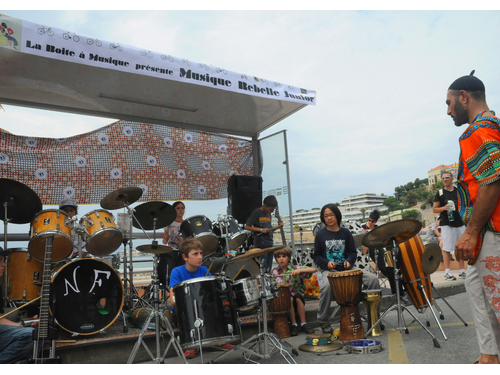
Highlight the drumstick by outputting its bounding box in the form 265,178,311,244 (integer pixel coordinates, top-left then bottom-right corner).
205,260,214,276
231,265,245,282
273,273,293,278
0,296,41,320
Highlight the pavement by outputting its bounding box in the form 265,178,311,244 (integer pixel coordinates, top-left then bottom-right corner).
137,268,485,365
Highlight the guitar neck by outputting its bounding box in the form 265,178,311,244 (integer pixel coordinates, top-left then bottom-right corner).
275,208,286,246
38,236,53,339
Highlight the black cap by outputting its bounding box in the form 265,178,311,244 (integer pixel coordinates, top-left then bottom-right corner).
448,70,485,92
0,246,10,257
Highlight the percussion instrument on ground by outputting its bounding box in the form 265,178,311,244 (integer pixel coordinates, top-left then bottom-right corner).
399,235,433,310
173,276,240,349
299,333,343,353
29,209,73,262
50,258,124,335
328,269,365,341
345,339,383,354
268,282,291,338
362,289,382,337
80,209,123,256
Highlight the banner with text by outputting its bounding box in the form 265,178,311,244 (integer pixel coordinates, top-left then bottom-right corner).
0,14,316,106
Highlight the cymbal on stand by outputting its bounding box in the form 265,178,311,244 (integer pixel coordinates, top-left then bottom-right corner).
422,243,442,275
362,219,422,248
0,178,42,224
226,245,288,263
100,187,143,210
132,201,176,230
136,243,173,254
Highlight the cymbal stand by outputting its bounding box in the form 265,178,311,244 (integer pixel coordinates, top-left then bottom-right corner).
127,252,187,364
430,282,468,326
218,215,231,255
2,201,11,304
210,259,296,364
363,238,441,348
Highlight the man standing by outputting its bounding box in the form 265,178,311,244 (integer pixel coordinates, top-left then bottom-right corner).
432,171,466,280
447,71,500,364
245,195,283,272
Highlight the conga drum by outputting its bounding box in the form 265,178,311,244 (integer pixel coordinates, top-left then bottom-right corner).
268,283,291,339
327,269,365,341
399,235,433,310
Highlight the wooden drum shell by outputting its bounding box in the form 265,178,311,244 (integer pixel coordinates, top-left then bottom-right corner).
268,283,291,339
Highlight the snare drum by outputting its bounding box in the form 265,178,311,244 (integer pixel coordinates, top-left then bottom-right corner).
29,209,73,262
81,209,123,256
6,249,43,302
328,270,365,341
50,258,124,335
173,276,240,349
96,254,121,270
180,215,218,256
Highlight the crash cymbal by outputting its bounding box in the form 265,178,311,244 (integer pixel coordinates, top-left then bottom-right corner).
100,187,143,210
362,219,422,248
0,178,42,224
136,242,173,254
226,245,288,263
132,201,176,230
422,242,442,275
353,233,365,248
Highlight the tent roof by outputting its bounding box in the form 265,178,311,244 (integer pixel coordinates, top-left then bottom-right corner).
0,15,315,138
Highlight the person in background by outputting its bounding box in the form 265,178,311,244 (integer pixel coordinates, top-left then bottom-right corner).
59,198,88,258
433,171,466,280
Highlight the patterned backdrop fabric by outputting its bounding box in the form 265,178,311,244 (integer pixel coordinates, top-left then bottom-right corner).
0,120,257,205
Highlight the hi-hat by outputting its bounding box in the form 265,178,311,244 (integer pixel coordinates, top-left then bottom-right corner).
362,219,422,248
226,245,287,263
422,243,442,275
100,187,143,210
0,178,42,224
132,201,176,230
136,242,173,254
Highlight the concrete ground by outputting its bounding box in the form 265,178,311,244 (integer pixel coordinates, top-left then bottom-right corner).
137,268,487,366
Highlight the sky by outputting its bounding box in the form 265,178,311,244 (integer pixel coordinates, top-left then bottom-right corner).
2,6,500,239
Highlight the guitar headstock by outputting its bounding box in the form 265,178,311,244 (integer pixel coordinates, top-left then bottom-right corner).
274,206,281,221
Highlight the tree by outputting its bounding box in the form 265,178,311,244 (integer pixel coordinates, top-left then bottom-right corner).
384,196,402,212
405,190,419,207
402,209,420,220
359,207,367,221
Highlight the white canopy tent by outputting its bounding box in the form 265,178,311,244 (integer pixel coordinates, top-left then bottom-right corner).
0,14,316,138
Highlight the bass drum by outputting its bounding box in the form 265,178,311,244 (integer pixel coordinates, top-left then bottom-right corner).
50,258,124,335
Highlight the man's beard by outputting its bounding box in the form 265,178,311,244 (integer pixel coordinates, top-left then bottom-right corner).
452,101,469,126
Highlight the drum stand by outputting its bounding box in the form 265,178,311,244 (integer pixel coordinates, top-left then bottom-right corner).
363,239,441,348
127,252,187,364
210,260,296,364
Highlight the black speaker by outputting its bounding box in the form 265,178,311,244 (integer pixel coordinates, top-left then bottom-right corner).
228,175,263,224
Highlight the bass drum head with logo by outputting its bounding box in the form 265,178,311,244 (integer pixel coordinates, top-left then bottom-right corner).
50,258,124,335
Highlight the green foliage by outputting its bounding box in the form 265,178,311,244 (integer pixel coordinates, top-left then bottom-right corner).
402,209,420,220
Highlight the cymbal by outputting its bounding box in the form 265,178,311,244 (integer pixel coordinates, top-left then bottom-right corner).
226,245,288,264
422,243,442,275
0,178,42,224
100,187,143,210
362,219,422,248
136,242,173,254
353,233,365,248
132,201,176,230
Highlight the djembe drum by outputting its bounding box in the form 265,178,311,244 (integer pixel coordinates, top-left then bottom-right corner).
268,282,291,338
328,269,365,341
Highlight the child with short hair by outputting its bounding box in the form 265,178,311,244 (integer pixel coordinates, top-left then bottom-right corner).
168,237,233,359
272,246,317,335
